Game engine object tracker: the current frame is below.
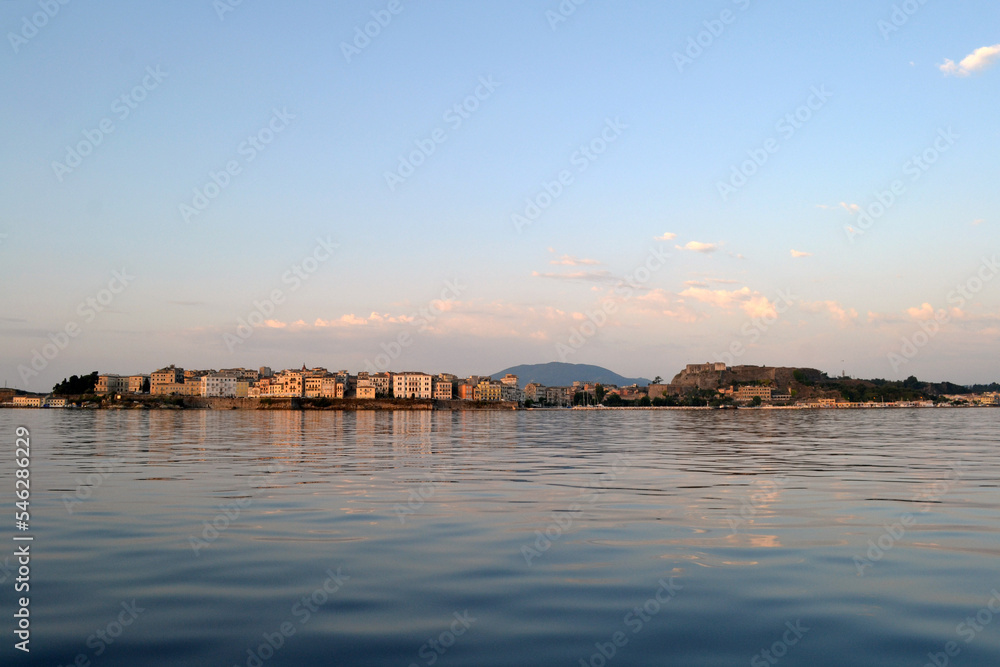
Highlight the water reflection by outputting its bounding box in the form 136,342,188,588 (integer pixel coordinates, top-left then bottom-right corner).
1,408,998,666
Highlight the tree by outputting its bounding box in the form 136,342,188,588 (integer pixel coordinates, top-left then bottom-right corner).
595,384,606,403
603,393,623,407
652,376,663,384
638,395,651,407
524,398,534,408
752,396,762,407
52,372,99,395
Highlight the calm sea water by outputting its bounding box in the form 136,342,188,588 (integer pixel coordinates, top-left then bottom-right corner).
1,409,998,666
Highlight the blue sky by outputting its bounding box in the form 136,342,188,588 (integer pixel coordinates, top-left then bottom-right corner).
2,0,998,389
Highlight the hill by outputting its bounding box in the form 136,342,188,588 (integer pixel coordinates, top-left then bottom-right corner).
491,362,650,388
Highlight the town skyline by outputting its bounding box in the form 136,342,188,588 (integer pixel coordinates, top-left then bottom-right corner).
3,2,999,389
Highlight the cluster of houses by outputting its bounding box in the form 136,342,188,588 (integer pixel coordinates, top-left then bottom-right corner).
89,365,529,403
3,362,998,409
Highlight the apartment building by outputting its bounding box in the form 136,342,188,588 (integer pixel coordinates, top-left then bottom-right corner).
128,375,149,394
545,386,573,406
735,385,773,402
201,372,248,398
394,372,433,399
432,377,453,400
96,374,129,394
474,380,503,402
151,365,184,391
13,396,43,407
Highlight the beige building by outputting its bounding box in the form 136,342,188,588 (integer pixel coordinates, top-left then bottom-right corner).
524,383,545,402
735,385,773,402
151,365,184,391
96,374,129,394
45,396,68,408
128,375,149,394
356,383,377,399
545,386,573,406
394,372,433,399
13,396,43,407
432,378,453,400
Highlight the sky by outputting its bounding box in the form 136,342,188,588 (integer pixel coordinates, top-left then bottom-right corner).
1,0,998,390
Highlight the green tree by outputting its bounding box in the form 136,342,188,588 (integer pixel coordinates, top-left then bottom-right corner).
53,372,99,395
638,395,651,407
595,384,606,403
603,393,624,407
652,376,663,384
752,396,762,407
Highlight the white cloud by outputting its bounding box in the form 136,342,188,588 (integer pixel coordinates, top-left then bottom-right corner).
817,202,860,214
547,248,602,266
804,300,858,325
677,241,717,253
549,254,602,266
790,249,812,258
532,270,613,282
654,232,677,241
940,44,1000,77
906,303,937,321
680,286,752,308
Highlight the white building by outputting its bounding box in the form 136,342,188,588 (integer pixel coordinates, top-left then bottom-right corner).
200,372,246,398
393,372,433,399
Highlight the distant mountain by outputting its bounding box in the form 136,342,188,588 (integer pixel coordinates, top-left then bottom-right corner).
491,362,650,388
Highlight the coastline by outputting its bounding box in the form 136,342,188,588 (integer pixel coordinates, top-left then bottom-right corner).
4,399,997,411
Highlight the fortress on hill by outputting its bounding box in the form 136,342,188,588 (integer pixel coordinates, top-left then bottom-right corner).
647,363,817,397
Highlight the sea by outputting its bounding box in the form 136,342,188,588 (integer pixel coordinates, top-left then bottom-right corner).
1,408,998,666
